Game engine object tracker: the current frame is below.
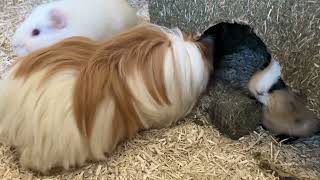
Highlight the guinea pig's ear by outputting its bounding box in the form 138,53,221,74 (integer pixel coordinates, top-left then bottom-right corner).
49,9,67,29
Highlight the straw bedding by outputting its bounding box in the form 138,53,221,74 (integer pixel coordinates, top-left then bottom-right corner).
0,0,319,179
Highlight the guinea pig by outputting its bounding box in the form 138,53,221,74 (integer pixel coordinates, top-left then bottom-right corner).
0,23,213,173
11,0,143,57
248,60,320,139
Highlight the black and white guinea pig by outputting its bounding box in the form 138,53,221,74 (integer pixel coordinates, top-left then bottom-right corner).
248,60,320,139
11,0,143,56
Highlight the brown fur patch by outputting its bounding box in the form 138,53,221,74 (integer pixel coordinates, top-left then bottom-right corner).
73,25,174,137
14,37,99,81
264,89,320,137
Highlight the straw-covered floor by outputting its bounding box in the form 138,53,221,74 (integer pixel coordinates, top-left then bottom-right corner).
0,0,319,179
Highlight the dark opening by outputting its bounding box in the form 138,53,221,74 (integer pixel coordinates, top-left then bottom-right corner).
200,22,272,89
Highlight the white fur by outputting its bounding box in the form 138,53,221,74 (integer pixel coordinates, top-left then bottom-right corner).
0,25,209,173
0,68,88,172
128,28,209,128
252,60,281,105
12,0,142,56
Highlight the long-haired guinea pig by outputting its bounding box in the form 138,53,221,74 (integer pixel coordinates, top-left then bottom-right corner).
248,60,320,139
11,0,143,57
0,24,213,173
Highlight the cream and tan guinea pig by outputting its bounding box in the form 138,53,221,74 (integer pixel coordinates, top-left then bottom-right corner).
0,24,213,173
248,60,320,139
11,0,143,57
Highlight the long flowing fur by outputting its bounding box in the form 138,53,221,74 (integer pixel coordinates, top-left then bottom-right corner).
0,24,211,173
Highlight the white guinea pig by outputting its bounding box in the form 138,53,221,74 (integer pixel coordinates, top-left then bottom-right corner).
11,0,142,56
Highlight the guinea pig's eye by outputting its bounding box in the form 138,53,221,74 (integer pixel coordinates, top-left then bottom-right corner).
31,29,40,36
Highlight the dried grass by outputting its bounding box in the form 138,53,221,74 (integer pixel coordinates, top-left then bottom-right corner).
0,0,319,179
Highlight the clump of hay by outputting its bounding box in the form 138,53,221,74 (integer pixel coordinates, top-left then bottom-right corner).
208,80,262,140
0,0,319,179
